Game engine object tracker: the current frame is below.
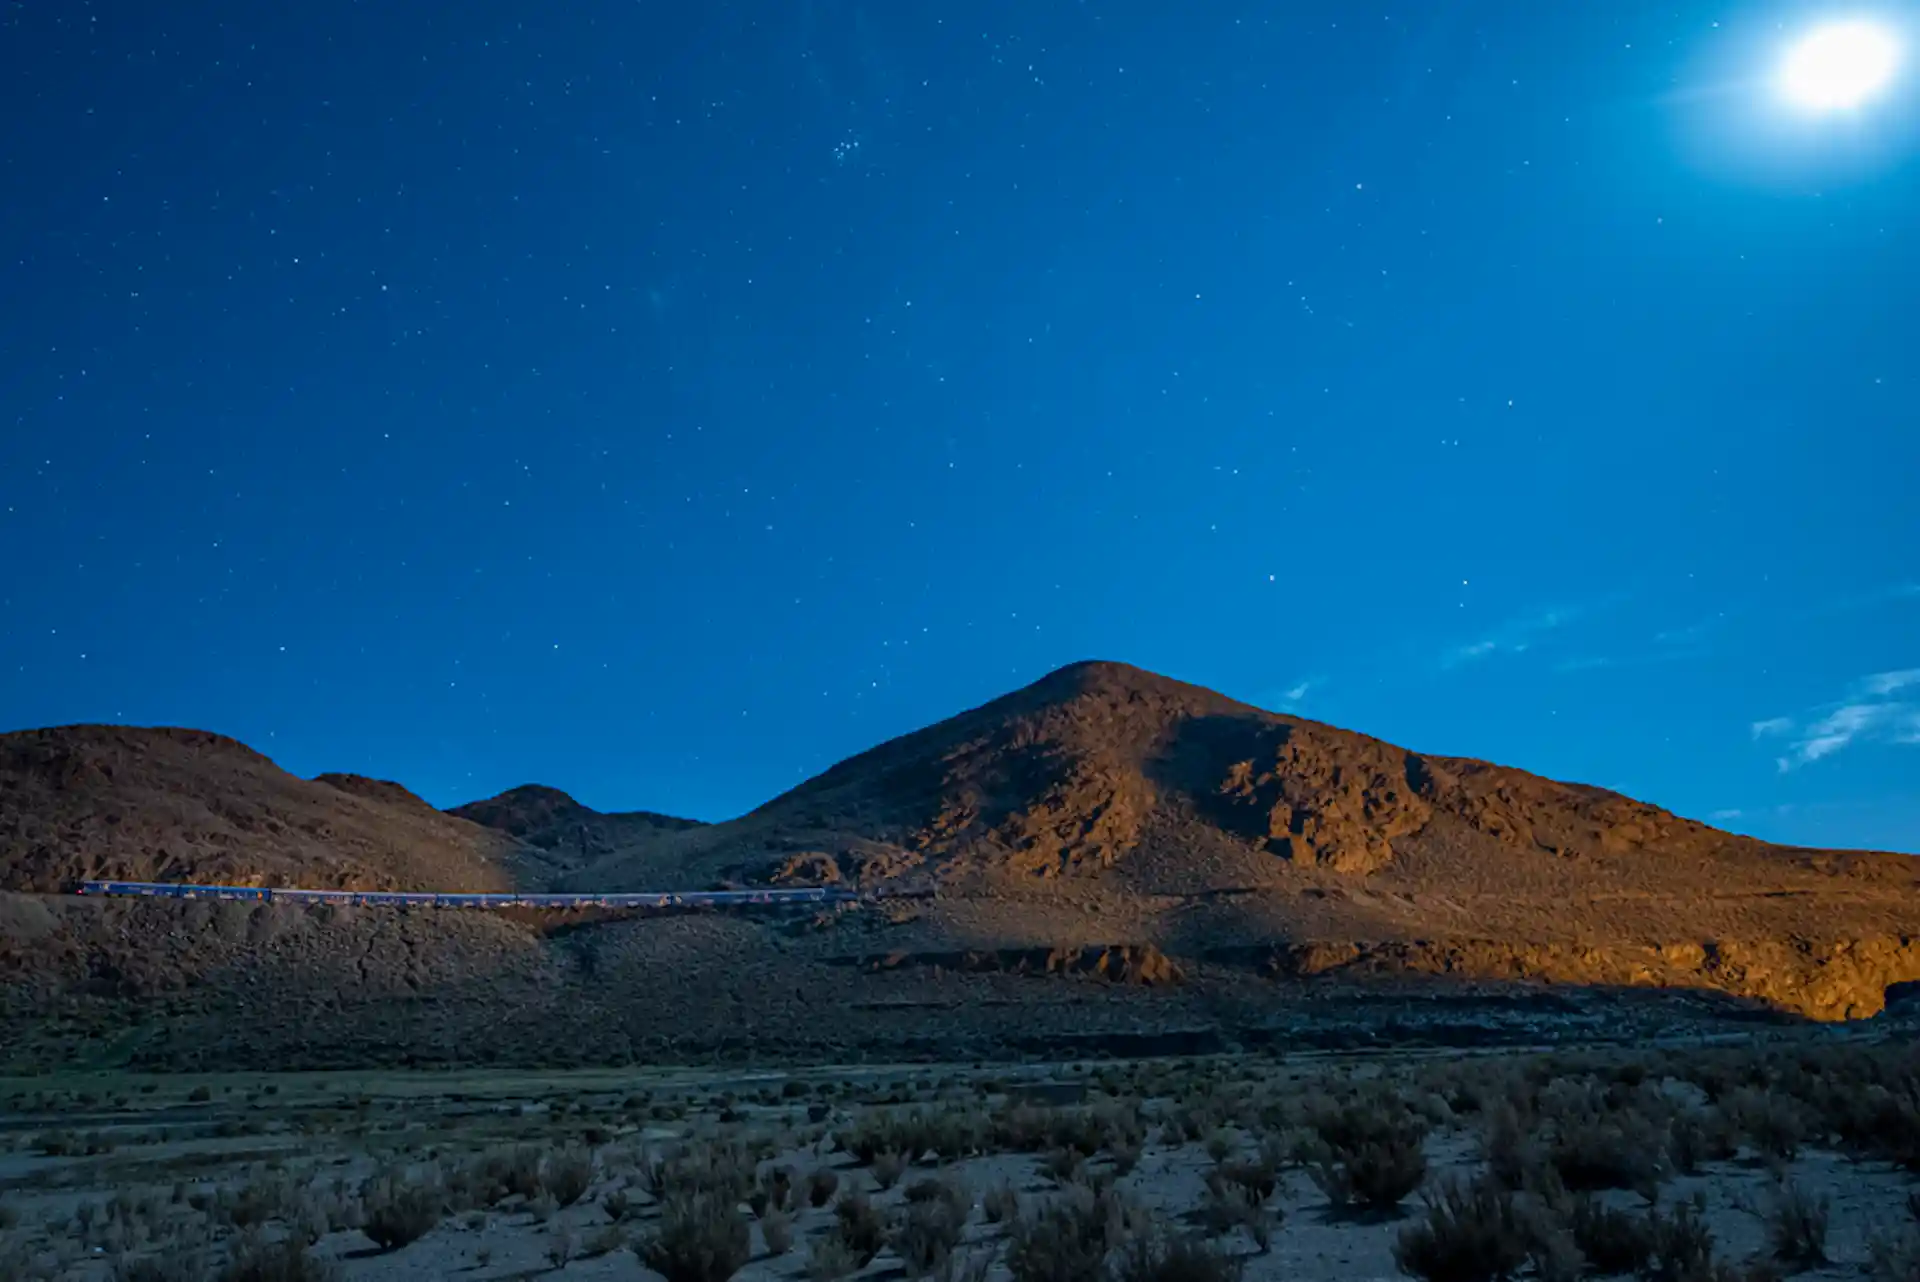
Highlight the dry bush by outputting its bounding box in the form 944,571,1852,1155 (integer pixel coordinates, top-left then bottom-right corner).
546,1145,595,1207
934,1245,1000,1282
586,1223,629,1258
1043,1147,1087,1185
1560,1193,1654,1276
603,1183,639,1222
1307,1102,1429,1216
760,1166,795,1213
894,1179,970,1275
1392,1178,1531,1282
640,1192,753,1282
873,1150,910,1189
1548,1113,1666,1196
359,1168,442,1252
842,1107,986,1164
453,1145,545,1207
546,1229,578,1269
1667,1108,1740,1176
1195,1180,1273,1253
761,1208,794,1256
1207,1152,1278,1205
1760,1181,1828,1273
1005,1186,1148,1282
1111,1229,1244,1282
1644,1196,1719,1282
1724,1088,1808,1164
808,1168,841,1208
1479,1103,1543,1192
1868,1227,1920,1282
833,1192,889,1266
808,1233,864,1282
219,1230,339,1282
644,1142,755,1206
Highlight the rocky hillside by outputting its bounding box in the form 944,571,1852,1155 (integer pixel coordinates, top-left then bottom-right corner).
0,725,531,893
3,663,1919,1068
449,784,703,880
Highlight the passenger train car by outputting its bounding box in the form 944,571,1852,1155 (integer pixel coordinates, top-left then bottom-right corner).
75,880,860,908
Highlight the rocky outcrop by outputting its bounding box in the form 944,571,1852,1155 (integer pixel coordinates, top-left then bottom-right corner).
845,944,1183,986
1212,934,1920,1021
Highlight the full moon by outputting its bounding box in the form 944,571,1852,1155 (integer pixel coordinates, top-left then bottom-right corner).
1778,19,1903,111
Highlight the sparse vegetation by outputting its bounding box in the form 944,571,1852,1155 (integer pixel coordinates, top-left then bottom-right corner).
1392,1178,1531,1282
359,1168,442,1251
641,1192,753,1282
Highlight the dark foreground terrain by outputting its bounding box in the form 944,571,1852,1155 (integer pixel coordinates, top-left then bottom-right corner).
6,1037,1920,1281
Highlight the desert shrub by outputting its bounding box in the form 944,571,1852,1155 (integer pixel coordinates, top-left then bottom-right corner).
360,1169,442,1252
640,1192,753,1282
809,1233,864,1282
1667,1108,1739,1175
1761,1182,1828,1272
1548,1114,1665,1195
894,1179,969,1274
1560,1193,1654,1276
1111,1229,1244,1282
761,1208,795,1256
873,1150,910,1190
1195,1180,1273,1252
1724,1089,1806,1164
117,1255,210,1282
219,1230,339,1282
603,1184,639,1222
547,1145,594,1207
1836,1083,1920,1171
644,1142,754,1205
1868,1227,1920,1282
1480,1103,1540,1191
1644,1196,1718,1282
454,1145,544,1207
586,1223,629,1257
1309,1116,1429,1216
833,1192,889,1266
808,1168,840,1208
760,1166,795,1213
546,1229,578,1269
1043,1147,1087,1185
1005,1187,1146,1282
1208,1153,1278,1205
1392,1178,1531,1282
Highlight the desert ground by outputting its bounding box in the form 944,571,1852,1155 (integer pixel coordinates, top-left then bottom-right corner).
4,1035,1920,1282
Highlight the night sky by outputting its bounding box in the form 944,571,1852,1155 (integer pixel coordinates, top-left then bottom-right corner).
3,2,1916,851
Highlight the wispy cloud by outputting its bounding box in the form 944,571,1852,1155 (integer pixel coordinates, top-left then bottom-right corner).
1754,668,1920,771
1280,679,1317,703
1709,808,1744,822
1861,669,1920,697
1441,604,1590,670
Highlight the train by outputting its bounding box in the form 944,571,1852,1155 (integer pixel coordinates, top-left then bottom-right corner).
74,880,861,909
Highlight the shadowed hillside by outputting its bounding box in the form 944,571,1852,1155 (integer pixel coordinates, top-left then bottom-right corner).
0,725,531,893
449,784,704,881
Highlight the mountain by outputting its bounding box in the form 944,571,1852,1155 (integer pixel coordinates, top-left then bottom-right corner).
0,725,530,893
564,660,1912,919
3,663,1919,1070
448,784,703,879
